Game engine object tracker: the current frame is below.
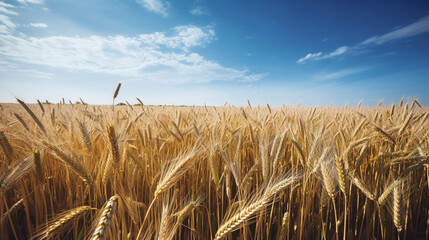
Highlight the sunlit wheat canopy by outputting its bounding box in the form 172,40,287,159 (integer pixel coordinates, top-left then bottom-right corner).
0,0,428,239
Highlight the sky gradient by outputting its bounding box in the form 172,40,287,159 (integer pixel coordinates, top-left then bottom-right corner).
0,0,428,106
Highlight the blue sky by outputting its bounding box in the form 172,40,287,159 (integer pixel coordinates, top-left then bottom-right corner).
0,0,428,106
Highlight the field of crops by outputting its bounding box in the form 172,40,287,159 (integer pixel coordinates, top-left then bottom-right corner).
0,99,428,239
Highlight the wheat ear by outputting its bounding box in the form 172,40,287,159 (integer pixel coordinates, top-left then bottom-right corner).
37,100,45,115
16,98,46,133
90,195,119,240
393,179,408,232
113,83,121,99
44,142,93,185
208,146,220,184
155,151,197,198
215,198,269,240
273,131,287,173
214,173,299,239
14,113,30,131
33,150,43,182
77,119,92,150
335,157,347,194
351,175,375,200
102,154,113,184
390,104,395,117
0,131,13,161
154,139,200,198
373,125,396,144
279,211,288,240
34,206,92,239
377,181,395,206
321,160,338,198
0,156,34,194
260,140,270,180
336,155,348,240
106,124,120,164
398,112,413,136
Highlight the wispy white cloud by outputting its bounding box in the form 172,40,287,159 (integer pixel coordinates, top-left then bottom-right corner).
325,46,348,58
190,6,209,16
17,0,44,4
314,67,371,81
30,22,48,28
0,14,16,34
238,73,265,82
131,25,215,51
0,2,17,15
0,24,261,84
297,46,351,63
361,15,429,45
298,15,429,64
297,52,322,64
0,3,17,34
0,3,15,8
0,67,55,78
136,0,169,16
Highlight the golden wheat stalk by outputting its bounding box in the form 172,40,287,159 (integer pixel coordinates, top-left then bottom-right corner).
43,142,93,185
36,99,45,115
106,124,120,164
102,154,113,184
14,113,30,131
90,195,119,240
393,179,408,232
0,156,34,194
113,83,121,100
214,173,299,239
351,175,375,200
273,131,287,173
136,97,144,106
1,198,24,225
16,98,46,133
335,156,347,194
373,125,396,144
0,131,13,161
33,206,92,239
390,104,396,117
33,150,43,182
215,198,270,240
377,181,395,206
77,119,92,150
279,211,288,240
321,159,338,199
154,149,199,198
208,145,220,184
398,112,413,136
158,199,175,240
260,140,270,180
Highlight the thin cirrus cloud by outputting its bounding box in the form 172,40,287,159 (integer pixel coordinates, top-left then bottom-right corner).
297,15,429,64
190,6,209,16
297,46,348,64
30,22,48,28
0,3,17,34
0,2,17,15
361,15,429,45
136,0,169,17
17,0,44,4
314,67,372,81
0,14,16,34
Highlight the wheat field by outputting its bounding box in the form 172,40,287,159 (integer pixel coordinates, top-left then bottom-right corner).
0,97,428,239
